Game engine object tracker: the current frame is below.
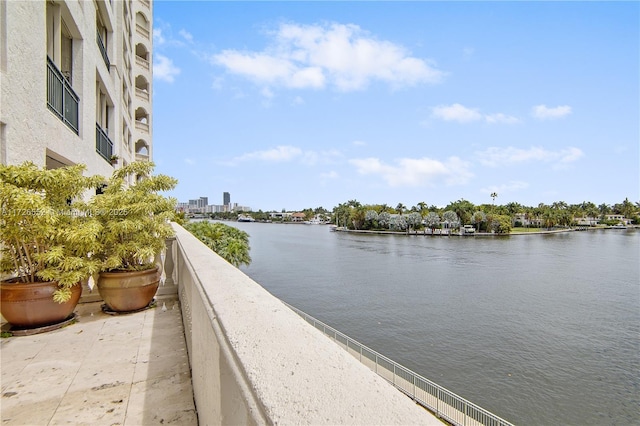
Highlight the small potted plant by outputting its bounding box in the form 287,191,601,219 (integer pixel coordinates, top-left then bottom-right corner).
88,161,177,312
109,155,119,166
0,162,103,328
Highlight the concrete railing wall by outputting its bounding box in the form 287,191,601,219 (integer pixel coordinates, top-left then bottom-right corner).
171,223,442,425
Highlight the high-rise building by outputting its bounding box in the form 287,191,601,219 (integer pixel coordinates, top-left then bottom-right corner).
1,0,153,175
223,192,231,206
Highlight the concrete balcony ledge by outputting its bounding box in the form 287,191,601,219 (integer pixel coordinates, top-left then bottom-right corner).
172,223,441,425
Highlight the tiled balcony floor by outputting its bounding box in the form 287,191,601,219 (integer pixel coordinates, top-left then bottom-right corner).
1,298,196,425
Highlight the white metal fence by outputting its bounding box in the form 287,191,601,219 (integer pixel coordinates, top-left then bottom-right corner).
283,302,515,426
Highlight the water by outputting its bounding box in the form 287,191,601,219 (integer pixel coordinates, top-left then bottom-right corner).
226,222,639,425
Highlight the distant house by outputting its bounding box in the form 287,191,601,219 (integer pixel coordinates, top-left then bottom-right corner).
513,213,543,227
269,212,293,220
575,217,600,226
605,214,632,225
291,212,307,222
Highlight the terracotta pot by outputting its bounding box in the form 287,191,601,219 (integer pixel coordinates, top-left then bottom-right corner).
0,280,81,328
97,267,160,312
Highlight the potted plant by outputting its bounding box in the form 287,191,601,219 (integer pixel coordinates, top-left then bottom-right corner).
109,155,119,166
88,161,177,312
0,162,103,328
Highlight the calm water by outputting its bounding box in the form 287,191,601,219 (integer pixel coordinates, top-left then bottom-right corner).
226,222,639,425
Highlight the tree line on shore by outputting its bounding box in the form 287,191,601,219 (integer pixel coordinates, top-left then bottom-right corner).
329,198,639,233
195,197,639,234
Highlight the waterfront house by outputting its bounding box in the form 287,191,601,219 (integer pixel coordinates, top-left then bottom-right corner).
575,216,601,226
605,214,632,225
292,212,307,222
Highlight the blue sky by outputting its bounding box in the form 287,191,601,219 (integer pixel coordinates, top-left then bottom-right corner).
152,1,639,212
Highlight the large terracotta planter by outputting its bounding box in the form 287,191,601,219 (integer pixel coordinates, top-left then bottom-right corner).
97,267,160,312
0,280,82,328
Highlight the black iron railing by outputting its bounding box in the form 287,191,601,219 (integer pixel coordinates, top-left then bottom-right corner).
47,56,79,134
96,123,113,161
97,30,110,68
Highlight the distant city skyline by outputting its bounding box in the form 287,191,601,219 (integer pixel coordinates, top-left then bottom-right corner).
152,2,638,211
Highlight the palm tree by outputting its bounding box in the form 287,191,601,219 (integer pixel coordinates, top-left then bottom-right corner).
472,211,487,231
598,203,611,219
491,192,498,204
396,203,405,215
619,198,636,220
416,201,427,215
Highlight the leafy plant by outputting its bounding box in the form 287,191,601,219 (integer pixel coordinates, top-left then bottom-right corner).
87,161,177,271
184,221,251,267
0,162,103,302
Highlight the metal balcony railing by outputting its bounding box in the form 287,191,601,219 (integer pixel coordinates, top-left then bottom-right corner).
96,123,114,161
46,57,79,134
97,31,110,69
284,302,515,426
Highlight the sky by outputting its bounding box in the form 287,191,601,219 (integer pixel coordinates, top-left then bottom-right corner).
151,1,639,212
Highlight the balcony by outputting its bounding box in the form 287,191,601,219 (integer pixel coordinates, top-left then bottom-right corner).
135,22,149,39
135,120,149,133
46,57,79,134
135,87,149,102
96,123,114,161
0,225,444,425
135,54,149,71
96,30,110,69
0,224,509,425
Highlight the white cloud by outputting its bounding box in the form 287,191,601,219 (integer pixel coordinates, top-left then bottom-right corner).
320,170,339,179
476,146,584,168
212,22,443,92
154,54,181,83
261,87,275,99
480,181,530,195
432,103,482,123
153,29,165,46
233,145,302,163
301,149,342,166
531,104,572,120
485,113,521,124
179,29,193,43
214,51,298,85
432,104,520,124
349,156,473,187
227,146,342,166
